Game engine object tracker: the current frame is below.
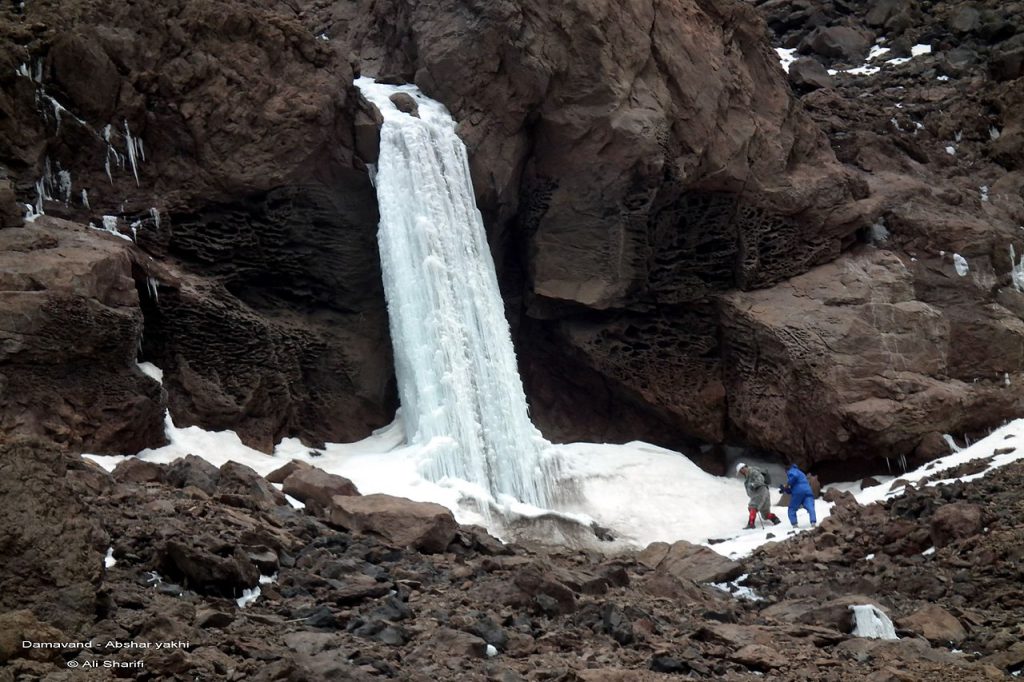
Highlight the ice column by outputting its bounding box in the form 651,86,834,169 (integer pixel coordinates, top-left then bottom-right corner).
354,77,554,510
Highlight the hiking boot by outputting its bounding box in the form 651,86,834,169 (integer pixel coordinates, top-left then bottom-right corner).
744,523,756,529
769,515,782,525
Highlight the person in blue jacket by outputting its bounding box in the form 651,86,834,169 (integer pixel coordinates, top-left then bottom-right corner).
780,463,817,526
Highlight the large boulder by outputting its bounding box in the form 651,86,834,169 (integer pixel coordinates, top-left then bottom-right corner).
929,503,983,548
639,540,743,584
0,439,107,633
327,493,458,553
800,26,873,62
720,249,1024,470
281,463,360,512
0,220,165,453
898,605,967,644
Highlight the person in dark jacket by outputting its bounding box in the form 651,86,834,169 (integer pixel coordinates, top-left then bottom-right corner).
780,463,817,526
736,463,782,529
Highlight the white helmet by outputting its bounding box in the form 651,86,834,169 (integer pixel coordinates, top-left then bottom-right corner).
735,462,747,475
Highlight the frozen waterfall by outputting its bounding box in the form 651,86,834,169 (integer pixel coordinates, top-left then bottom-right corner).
354,77,555,513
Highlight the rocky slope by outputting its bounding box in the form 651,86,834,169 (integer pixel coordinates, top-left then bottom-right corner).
1,439,1021,680
0,0,1022,471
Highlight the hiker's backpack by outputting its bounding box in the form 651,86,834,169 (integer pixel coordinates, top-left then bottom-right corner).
760,468,772,486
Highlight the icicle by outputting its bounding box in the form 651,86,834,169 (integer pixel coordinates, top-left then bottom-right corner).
149,207,161,229
354,76,556,513
146,277,159,302
130,220,140,243
1010,245,1024,292
57,169,72,205
124,120,141,186
81,189,90,208
850,605,899,640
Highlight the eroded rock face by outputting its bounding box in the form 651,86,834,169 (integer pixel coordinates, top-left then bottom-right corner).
0,219,164,453
2,0,1022,474
1,0,393,453
347,0,858,305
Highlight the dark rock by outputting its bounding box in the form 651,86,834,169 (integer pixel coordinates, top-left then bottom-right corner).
327,493,458,553
601,603,635,645
0,177,22,228
513,564,578,616
640,540,743,583
929,503,983,548
898,605,966,644
990,48,1024,82
282,464,360,512
166,455,221,495
389,92,418,117
160,539,260,597
789,57,833,91
0,610,67,664
0,221,165,453
217,461,288,510
801,26,872,61
865,0,909,28
729,644,787,670
0,439,106,632
650,655,690,674
195,608,234,629
950,7,981,34
112,458,166,484
469,615,508,650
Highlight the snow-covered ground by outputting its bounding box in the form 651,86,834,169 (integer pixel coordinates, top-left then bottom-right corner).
83,385,1024,560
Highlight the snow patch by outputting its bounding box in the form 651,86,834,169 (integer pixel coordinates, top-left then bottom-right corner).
953,253,969,276
911,44,932,56
775,48,798,73
712,574,764,602
137,362,164,384
867,45,891,60
850,605,899,640
236,587,260,608
104,548,117,568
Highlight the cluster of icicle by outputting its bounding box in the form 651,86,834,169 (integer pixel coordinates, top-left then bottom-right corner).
354,77,555,515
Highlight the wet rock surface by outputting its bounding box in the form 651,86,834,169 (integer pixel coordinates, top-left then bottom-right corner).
2,445,1022,680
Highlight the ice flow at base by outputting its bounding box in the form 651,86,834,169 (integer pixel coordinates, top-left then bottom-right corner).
849,605,899,640
354,77,555,512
